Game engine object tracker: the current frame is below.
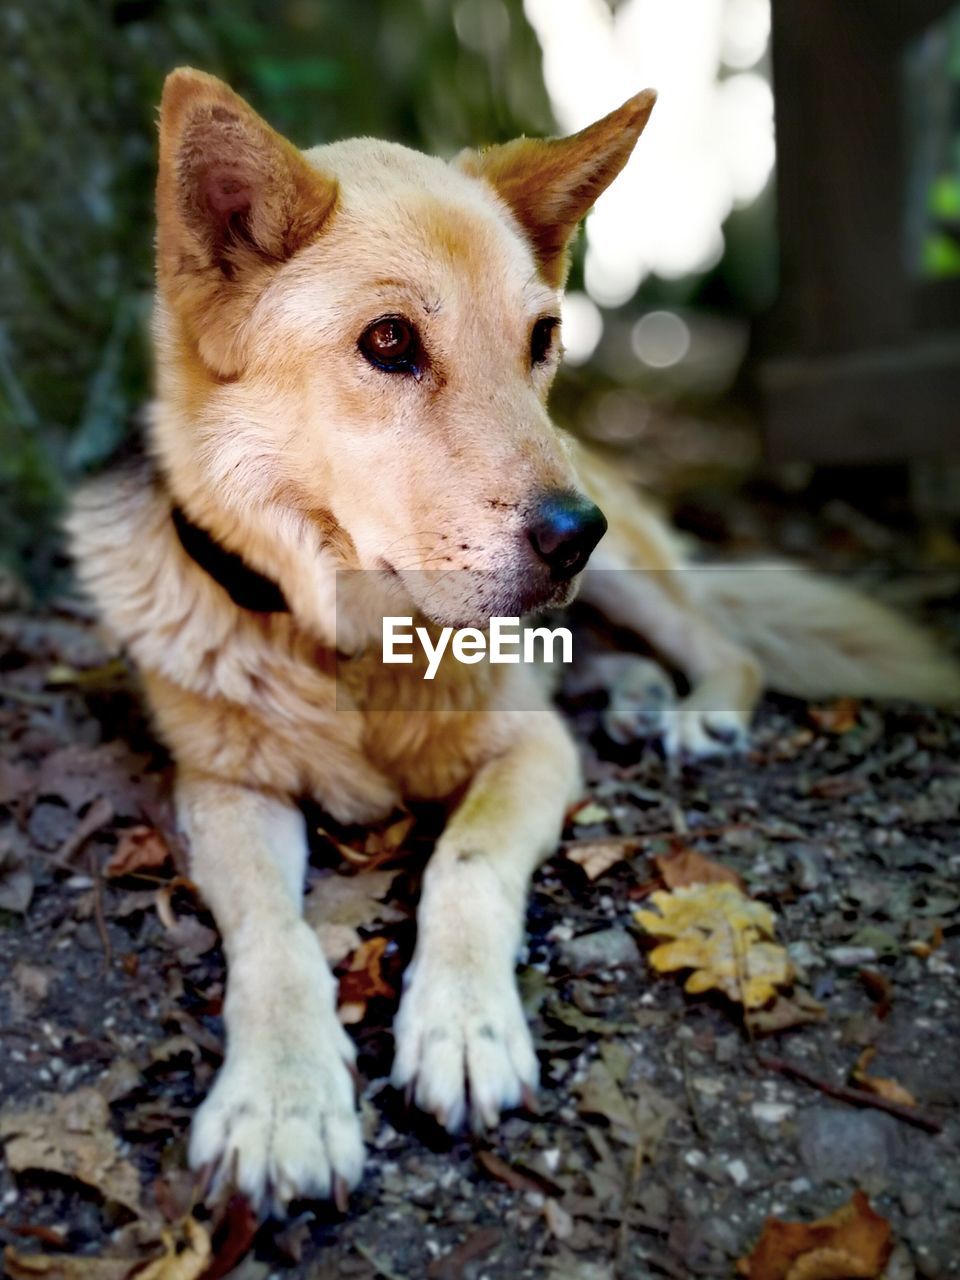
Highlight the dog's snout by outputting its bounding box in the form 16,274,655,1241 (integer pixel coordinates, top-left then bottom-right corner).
527,490,607,578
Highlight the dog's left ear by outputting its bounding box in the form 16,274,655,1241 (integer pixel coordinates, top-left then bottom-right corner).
458,90,656,287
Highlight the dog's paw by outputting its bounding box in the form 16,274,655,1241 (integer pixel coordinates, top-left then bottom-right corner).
189,922,365,1215
663,706,750,760
602,656,676,745
190,1042,362,1213
391,958,538,1133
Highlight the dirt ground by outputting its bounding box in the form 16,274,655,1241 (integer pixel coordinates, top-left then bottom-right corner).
1,485,959,1279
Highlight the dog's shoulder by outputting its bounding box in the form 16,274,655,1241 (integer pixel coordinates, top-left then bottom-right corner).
67,452,326,704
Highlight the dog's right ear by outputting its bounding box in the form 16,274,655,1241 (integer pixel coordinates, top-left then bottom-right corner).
156,68,338,377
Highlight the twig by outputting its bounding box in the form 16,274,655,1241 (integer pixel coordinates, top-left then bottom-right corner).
88,846,113,973
756,1053,942,1134
54,795,114,867
680,1040,707,1139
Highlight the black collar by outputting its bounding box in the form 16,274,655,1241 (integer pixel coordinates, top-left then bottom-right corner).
171,505,290,614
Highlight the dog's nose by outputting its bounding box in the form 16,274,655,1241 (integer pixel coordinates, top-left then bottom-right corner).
527,490,607,578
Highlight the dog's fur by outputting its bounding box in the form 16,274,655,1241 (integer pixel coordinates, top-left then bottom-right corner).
69,69,960,1214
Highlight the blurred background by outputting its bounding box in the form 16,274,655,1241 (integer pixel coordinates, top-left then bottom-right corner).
2,0,959,591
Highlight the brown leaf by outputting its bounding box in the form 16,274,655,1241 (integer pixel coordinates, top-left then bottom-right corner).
858,969,892,1019
202,1195,258,1280
136,1218,211,1280
0,839,34,913
425,1228,501,1280
808,697,860,735
748,991,826,1036
654,847,745,892
0,1089,146,1216
337,937,393,1022
3,1250,134,1280
737,1190,893,1279
105,828,172,879
475,1150,563,1198
304,869,406,966
851,1049,917,1109
564,838,640,881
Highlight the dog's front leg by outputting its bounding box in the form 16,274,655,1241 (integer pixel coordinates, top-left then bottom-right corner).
392,710,580,1131
176,773,363,1214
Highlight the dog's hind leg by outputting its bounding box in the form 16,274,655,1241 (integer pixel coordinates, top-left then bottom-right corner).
580,561,763,758
391,704,579,1132
177,773,364,1214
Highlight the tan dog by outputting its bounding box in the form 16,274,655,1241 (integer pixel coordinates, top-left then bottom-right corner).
69,68,960,1215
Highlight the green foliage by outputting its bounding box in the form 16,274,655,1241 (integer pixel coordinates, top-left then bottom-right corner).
0,0,552,584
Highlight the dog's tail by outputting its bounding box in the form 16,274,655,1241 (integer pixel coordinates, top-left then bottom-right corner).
686,563,960,704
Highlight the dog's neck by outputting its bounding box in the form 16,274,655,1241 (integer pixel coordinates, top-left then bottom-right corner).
170,504,290,614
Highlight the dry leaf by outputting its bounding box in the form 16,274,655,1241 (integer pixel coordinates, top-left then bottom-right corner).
0,839,34,913
808,697,860,735
475,1149,563,1198
851,1049,917,1109
0,1088,145,1215
654,847,745,891
105,827,172,878
136,1218,211,1280
3,1250,133,1280
737,1190,893,1279
305,869,406,965
337,936,393,1023
570,801,612,826
635,883,793,1009
564,837,639,881
748,991,825,1035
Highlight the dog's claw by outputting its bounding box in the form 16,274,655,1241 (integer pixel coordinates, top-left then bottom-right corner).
521,1084,539,1115
333,1175,350,1214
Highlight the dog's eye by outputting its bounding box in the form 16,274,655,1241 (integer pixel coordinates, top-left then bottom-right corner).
531,316,560,367
359,316,419,373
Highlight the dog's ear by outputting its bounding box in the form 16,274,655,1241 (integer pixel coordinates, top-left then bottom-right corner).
156,68,338,377
459,90,656,288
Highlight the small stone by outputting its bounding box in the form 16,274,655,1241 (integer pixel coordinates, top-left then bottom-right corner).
726,1158,749,1186
560,927,639,973
798,1105,900,1184
901,1190,925,1217
827,945,877,967
751,1101,794,1124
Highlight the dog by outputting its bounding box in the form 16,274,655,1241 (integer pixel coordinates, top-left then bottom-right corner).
68,68,960,1215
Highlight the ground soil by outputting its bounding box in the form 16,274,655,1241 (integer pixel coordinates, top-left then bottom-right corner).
1,489,958,1279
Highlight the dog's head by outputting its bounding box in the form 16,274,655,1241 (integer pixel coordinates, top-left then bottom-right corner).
153,69,655,631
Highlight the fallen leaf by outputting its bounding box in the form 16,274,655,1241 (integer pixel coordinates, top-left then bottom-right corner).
748,990,826,1035
0,838,34,913
136,1218,211,1280
202,1195,258,1280
0,759,34,807
105,828,172,879
337,936,393,1023
858,969,892,1019
635,883,793,1009
575,1045,677,1151
305,869,406,965
564,838,640,881
851,1049,917,1109
3,1250,133,1280
425,1227,501,1280
475,1149,563,1198
654,847,745,892
0,1088,146,1216
570,802,612,826
737,1190,893,1279
808,697,860,735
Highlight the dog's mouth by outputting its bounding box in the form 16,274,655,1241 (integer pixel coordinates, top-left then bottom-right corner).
381,558,581,630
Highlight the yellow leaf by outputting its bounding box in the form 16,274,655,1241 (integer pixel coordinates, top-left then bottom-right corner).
635,883,793,1009
136,1219,211,1280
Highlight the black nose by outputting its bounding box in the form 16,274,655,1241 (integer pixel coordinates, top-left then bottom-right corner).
527,490,607,578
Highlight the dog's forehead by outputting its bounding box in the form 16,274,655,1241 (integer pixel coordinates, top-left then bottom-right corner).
298,137,554,312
